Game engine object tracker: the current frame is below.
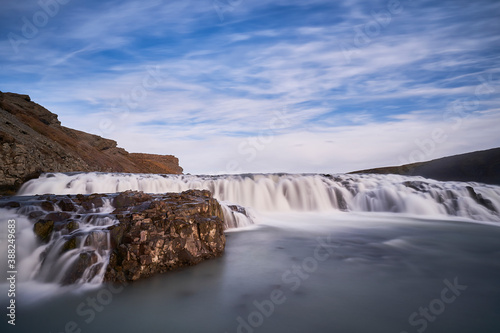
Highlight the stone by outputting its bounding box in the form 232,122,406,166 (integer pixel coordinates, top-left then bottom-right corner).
228,204,248,216
45,211,71,222
0,201,20,208
33,219,54,243
104,190,226,283
28,210,45,219
113,191,152,210
66,220,80,232
40,200,55,211
61,251,99,285
61,237,78,253
77,194,106,210
466,186,497,212
403,181,429,192
57,198,75,211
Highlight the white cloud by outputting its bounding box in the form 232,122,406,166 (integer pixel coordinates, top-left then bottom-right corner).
1,0,499,175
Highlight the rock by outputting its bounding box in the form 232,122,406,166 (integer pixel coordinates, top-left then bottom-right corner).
66,220,80,232
28,210,45,219
0,201,20,208
104,189,226,283
76,193,106,210
40,200,55,211
228,204,248,216
61,251,99,285
403,181,429,192
57,198,75,211
334,187,348,211
61,237,78,253
128,153,183,175
108,224,126,249
33,219,54,243
113,191,152,210
45,211,71,222
466,186,497,212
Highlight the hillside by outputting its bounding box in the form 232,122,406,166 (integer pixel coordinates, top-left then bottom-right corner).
0,91,182,194
350,147,500,185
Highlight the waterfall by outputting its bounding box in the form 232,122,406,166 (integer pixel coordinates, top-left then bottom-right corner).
18,172,500,222
0,196,116,292
2,172,500,292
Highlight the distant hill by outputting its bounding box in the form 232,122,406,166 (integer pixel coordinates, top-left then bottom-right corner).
0,91,182,194
350,147,500,185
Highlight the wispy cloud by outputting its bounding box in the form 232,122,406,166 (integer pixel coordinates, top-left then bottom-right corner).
1,0,499,173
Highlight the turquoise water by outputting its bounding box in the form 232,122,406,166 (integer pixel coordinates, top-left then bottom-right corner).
3,212,500,333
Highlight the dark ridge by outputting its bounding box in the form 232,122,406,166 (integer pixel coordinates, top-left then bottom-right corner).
350,147,500,186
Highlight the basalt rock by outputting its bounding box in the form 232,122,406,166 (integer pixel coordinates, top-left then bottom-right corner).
104,190,226,283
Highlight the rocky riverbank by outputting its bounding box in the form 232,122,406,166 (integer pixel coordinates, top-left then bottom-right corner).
0,190,225,284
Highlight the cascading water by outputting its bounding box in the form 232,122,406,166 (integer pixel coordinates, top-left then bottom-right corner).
0,196,116,288
18,172,500,222
3,172,500,332
2,172,500,295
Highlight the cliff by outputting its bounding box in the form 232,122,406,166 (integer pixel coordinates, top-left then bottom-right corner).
0,91,182,194
350,147,500,185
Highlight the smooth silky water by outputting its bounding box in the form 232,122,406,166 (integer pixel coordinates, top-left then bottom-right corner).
1,173,500,333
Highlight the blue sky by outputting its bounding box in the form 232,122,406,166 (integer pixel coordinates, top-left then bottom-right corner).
1,0,499,174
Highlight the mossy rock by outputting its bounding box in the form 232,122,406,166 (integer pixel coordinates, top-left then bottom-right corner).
33,219,54,243
66,220,80,233
61,237,78,253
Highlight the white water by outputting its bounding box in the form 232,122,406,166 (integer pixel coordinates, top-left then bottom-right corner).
0,198,116,285
2,172,499,293
2,172,500,332
18,172,500,222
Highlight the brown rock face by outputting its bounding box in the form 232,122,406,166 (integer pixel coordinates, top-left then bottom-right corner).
0,91,183,194
128,153,182,175
104,190,226,283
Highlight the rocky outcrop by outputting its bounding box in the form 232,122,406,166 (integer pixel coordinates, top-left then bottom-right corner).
128,153,182,175
0,91,183,194
104,190,225,283
0,189,225,285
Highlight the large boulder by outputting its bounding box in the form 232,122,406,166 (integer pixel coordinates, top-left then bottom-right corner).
104,190,226,283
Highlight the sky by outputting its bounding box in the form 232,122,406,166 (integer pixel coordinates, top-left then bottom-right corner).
1,0,499,174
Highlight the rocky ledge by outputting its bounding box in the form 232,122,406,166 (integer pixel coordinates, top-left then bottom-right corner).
1,189,225,284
